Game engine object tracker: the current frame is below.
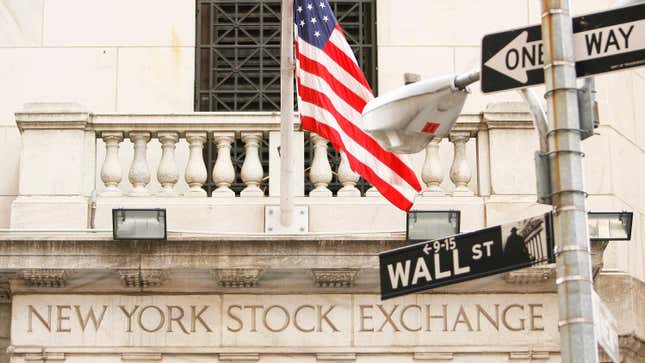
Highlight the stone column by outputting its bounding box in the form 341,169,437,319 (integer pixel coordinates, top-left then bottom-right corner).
157,131,180,196
128,131,152,196
11,103,93,228
309,133,332,197
422,138,445,196
184,132,208,197
240,132,264,197
100,131,124,196
449,131,473,196
212,132,236,197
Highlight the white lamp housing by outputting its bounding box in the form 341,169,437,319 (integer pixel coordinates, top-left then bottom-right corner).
361,74,468,154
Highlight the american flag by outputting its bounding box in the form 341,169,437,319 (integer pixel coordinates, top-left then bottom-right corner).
294,0,422,211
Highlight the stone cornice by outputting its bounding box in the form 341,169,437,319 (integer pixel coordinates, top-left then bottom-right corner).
15,103,89,133
311,268,359,287
482,101,534,130
118,269,167,288
211,268,264,288
0,238,562,294
20,269,70,288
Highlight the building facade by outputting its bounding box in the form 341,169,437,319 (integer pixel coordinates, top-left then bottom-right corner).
0,0,644,362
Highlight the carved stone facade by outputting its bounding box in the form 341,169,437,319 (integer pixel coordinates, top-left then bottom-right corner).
311,268,359,287
0,1,644,363
20,270,69,288
118,269,167,288
211,268,264,288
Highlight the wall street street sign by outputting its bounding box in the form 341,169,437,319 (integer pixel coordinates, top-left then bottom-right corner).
379,213,555,300
481,3,645,93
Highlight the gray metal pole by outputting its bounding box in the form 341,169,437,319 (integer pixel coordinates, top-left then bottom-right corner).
519,89,549,153
540,1,598,362
279,0,295,227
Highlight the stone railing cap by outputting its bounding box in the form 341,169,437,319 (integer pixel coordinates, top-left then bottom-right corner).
19,102,88,114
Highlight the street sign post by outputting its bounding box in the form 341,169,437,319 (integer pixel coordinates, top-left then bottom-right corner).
379,213,555,300
481,3,645,93
592,290,620,363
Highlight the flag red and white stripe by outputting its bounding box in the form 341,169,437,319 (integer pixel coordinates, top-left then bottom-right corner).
295,2,421,211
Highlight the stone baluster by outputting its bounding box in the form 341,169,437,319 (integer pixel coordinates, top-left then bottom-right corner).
128,132,151,196
449,132,473,196
337,151,360,197
212,132,236,197
309,133,332,197
422,138,445,196
240,132,264,197
157,132,180,196
365,187,379,196
100,131,124,196
184,132,208,197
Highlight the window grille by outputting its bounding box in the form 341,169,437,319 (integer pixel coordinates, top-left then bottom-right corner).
195,0,377,111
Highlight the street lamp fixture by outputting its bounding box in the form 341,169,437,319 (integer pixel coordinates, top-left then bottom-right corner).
406,210,461,242
361,70,480,154
588,211,633,241
112,209,167,240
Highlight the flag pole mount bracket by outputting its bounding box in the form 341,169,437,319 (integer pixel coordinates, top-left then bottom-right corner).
264,205,309,234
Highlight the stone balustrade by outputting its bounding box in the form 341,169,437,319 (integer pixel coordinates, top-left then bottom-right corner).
91,113,482,199
13,102,538,231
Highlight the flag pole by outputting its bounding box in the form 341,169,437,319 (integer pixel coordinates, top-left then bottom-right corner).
279,0,295,228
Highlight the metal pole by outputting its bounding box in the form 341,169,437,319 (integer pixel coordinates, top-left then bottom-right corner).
540,1,597,362
280,0,295,227
453,69,480,90
519,89,549,153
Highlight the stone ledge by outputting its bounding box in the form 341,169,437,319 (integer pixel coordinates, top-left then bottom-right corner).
413,352,454,360
316,353,356,361
121,353,162,361
508,351,550,360
23,352,65,362
218,353,260,361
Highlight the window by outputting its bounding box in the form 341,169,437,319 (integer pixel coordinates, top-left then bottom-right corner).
195,0,377,112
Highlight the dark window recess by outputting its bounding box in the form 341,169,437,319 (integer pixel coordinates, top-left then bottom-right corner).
195,0,377,112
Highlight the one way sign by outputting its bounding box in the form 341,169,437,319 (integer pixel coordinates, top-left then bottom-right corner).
481,3,645,93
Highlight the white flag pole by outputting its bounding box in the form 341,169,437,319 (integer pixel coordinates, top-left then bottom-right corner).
279,0,295,227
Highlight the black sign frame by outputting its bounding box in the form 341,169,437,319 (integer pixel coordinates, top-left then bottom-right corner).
481,3,645,93
380,213,555,300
